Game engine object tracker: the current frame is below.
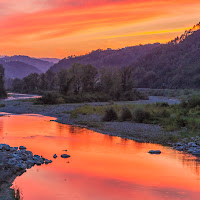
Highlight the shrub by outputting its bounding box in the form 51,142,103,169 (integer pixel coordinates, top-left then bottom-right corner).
56,97,65,104
121,107,132,121
180,99,187,108
102,107,118,121
133,107,150,123
187,96,200,108
160,109,170,118
156,102,169,107
175,115,187,127
40,92,59,104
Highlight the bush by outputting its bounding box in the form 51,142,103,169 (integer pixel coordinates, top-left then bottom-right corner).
121,107,132,121
40,92,60,104
102,107,118,121
156,102,169,107
160,109,170,118
133,108,150,123
187,96,200,108
175,115,187,127
56,97,65,104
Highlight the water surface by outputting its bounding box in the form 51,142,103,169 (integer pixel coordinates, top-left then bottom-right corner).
0,114,200,200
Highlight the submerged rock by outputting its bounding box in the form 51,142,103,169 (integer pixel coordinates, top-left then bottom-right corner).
148,150,161,154
61,154,71,158
45,159,52,164
53,154,57,159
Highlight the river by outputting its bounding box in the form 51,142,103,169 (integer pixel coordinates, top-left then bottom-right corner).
0,113,200,199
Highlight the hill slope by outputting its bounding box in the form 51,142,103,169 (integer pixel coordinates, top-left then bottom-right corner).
130,27,200,89
50,44,160,73
0,59,42,79
2,55,53,72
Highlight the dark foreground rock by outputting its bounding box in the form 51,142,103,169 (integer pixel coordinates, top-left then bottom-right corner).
0,144,52,200
173,137,200,157
61,154,70,158
148,150,161,154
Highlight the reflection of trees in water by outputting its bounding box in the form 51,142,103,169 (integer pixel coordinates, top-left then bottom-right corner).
180,153,200,177
172,151,200,177
0,118,4,139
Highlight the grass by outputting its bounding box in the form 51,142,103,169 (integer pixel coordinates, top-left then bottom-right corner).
138,88,200,100
70,97,200,142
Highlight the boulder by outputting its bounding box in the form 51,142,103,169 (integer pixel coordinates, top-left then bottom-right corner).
192,150,200,156
19,146,27,150
45,159,52,164
61,154,71,158
3,144,11,151
53,154,57,159
148,150,161,154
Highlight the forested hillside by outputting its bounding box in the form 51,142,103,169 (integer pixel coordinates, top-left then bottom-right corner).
50,44,160,73
131,26,200,88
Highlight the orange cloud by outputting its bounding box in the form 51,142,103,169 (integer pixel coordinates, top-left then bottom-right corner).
0,0,200,58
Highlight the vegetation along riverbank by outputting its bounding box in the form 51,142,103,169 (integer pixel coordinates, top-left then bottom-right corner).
1,94,200,147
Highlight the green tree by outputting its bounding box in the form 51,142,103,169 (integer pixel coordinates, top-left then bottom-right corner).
23,73,40,93
81,64,98,92
0,64,7,98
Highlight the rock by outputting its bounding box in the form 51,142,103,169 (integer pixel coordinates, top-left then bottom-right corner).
188,142,197,147
61,154,71,158
176,142,183,146
19,146,27,150
53,154,57,159
33,155,40,159
2,144,11,151
45,159,52,164
21,154,28,161
176,146,184,151
148,150,161,154
7,158,17,167
15,163,27,171
187,148,196,153
192,150,200,156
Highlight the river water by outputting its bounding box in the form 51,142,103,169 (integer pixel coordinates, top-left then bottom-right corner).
0,113,200,199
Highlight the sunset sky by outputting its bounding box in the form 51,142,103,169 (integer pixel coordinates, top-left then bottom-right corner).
0,0,200,58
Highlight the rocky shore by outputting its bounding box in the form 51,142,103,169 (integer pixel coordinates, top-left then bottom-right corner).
173,136,200,156
0,144,52,199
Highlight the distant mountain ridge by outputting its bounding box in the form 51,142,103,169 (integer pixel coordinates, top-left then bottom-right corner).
2,55,54,73
0,59,42,79
49,44,161,73
39,58,60,64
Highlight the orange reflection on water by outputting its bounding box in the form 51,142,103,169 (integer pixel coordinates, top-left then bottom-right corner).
0,114,200,199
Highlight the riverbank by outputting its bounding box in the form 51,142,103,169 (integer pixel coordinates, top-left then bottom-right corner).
0,144,52,199
1,96,200,198
0,97,181,145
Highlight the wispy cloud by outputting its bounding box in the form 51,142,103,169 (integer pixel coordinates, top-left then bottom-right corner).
0,0,200,57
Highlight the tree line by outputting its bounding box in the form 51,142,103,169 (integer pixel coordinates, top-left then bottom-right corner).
0,64,7,99
8,63,145,103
